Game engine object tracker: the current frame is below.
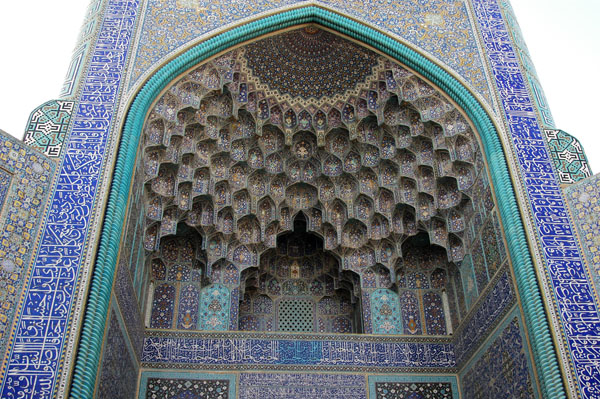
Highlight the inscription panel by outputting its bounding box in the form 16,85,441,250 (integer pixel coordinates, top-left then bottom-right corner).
0,1,140,398
472,0,600,395
239,373,366,399
142,335,456,370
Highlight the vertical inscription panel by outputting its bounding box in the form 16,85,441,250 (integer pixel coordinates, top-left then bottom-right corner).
472,0,600,396
0,1,140,398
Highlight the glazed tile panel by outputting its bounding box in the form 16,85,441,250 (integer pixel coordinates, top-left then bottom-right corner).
142,335,455,369
140,266,515,371
239,373,367,399
472,0,600,396
60,0,104,98
368,375,459,399
114,259,145,357
0,134,56,369
374,382,453,399
144,377,230,399
138,372,237,399
23,100,74,157
0,1,140,398
131,0,491,103
543,129,591,184
96,310,138,399
453,269,515,366
460,311,538,398
0,0,593,397
565,174,600,296
498,0,554,127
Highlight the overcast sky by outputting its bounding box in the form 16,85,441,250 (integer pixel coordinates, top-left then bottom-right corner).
0,1,598,171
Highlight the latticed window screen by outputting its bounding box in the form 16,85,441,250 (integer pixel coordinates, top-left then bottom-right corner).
278,299,314,332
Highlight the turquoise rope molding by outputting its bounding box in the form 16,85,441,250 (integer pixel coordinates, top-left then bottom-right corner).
69,6,565,398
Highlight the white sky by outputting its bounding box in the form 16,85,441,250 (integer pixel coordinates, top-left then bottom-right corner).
0,1,598,171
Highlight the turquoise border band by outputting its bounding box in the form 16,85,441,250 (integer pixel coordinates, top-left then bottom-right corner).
69,6,565,398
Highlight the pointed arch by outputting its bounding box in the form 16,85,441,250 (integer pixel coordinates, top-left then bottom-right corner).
70,6,563,399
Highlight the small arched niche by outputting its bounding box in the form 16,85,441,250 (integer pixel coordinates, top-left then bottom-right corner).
238,213,363,333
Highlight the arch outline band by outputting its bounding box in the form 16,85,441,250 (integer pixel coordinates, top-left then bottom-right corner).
70,6,565,398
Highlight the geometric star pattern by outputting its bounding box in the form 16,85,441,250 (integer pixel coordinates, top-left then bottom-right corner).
23,100,74,157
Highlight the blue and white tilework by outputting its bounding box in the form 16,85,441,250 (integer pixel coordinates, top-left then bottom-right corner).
371,289,402,335
239,373,366,399
138,371,236,399
0,133,55,371
1,0,596,397
114,258,145,357
368,375,459,399
198,284,231,331
472,0,600,395
543,129,592,184
565,174,600,297
453,269,516,366
0,1,140,397
129,0,492,104
140,265,515,371
60,46,88,99
0,169,11,212
460,309,539,398
23,100,74,157
60,0,105,98
96,309,139,399
498,0,555,127
142,334,456,370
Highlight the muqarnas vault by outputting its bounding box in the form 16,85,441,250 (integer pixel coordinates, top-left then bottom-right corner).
0,0,599,398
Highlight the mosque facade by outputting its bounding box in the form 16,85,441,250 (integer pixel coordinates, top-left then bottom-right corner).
0,0,599,398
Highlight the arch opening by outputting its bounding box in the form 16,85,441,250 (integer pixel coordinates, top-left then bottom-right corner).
136,26,499,337
70,8,563,399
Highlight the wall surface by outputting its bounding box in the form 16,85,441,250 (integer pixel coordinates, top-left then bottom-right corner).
565,173,600,295
0,131,56,374
137,371,460,399
0,0,599,398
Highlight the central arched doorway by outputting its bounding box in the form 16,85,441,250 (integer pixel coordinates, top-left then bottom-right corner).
71,7,563,398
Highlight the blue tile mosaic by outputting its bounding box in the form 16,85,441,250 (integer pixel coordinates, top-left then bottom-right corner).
0,168,11,212
138,371,236,399
0,1,140,397
371,289,402,335
239,373,366,399
142,333,456,370
139,263,515,373
0,133,55,375
369,375,459,399
498,0,555,127
2,0,596,397
23,100,74,157
454,269,516,366
543,129,592,184
114,259,145,357
472,0,600,395
96,309,138,399
60,0,104,98
565,174,600,296
60,46,87,99
460,309,539,398
130,0,492,104
198,284,231,331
